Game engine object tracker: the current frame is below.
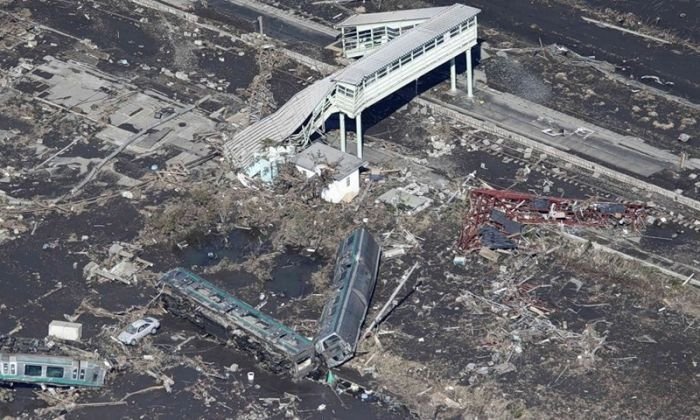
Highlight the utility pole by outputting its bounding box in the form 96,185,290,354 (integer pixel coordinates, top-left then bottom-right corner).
361,262,420,341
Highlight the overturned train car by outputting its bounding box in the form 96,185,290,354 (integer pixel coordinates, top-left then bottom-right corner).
160,268,315,378
315,228,381,368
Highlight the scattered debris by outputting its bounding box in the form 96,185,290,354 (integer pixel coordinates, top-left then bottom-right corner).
83,242,153,285
377,185,433,215
459,188,647,251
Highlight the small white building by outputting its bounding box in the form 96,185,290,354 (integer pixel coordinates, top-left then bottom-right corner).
294,143,363,203
48,320,83,342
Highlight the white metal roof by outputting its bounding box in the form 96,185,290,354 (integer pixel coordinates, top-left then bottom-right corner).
334,4,480,86
224,76,335,167
335,6,449,28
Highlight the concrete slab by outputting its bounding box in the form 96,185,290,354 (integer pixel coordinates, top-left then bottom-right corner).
28,57,217,154
377,187,432,214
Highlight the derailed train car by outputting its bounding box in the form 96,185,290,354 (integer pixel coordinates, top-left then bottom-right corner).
0,337,107,388
0,354,106,388
314,228,382,367
159,268,315,378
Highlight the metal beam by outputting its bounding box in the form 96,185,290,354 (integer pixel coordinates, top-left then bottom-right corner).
466,48,473,97
339,112,346,152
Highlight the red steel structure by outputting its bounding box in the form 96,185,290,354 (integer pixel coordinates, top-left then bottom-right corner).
458,188,647,251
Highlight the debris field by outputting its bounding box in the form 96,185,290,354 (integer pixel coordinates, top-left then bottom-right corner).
1,0,699,419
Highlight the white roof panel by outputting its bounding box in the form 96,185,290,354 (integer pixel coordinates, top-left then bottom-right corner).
336,6,449,28
334,4,480,86
224,76,336,167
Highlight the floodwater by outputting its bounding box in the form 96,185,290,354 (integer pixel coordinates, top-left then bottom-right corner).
433,0,700,101
0,199,406,418
269,251,319,298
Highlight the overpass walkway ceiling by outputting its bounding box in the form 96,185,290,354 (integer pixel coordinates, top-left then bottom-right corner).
334,4,480,86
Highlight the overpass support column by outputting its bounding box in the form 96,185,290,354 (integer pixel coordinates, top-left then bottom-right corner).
450,57,457,92
356,111,363,160
466,48,473,98
339,112,346,152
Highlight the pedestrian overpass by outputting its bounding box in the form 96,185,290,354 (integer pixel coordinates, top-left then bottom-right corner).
224,3,480,169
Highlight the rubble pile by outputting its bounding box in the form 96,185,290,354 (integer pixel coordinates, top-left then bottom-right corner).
458,188,647,251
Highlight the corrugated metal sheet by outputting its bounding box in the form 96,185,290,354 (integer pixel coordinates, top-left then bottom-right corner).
479,226,517,250
223,76,336,168
334,4,480,86
335,6,448,28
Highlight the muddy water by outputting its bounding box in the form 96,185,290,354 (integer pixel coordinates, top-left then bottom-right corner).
16,0,163,63
583,0,699,42
0,199,402,418
143,229,264,272
269,251,318,299
0,114,32,133
0,198,143,337
431,0,700,101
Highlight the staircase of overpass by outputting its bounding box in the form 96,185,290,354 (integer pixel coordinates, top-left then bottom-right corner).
224,4,480,169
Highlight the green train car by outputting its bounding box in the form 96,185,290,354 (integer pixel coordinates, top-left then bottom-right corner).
315,228,381,368
0,353,106,388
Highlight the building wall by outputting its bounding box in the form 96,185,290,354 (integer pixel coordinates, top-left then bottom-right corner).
296,166,360,203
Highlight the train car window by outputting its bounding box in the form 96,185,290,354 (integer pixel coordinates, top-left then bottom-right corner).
10,364,15,375
2,363,7,374
46,366,64,378
79,369,86,380
24,365,43,376
72,368,78,379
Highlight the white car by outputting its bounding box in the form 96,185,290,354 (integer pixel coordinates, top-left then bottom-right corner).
118,317,160,345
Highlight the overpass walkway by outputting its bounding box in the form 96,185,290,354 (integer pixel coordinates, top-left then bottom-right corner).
224,4,480,169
